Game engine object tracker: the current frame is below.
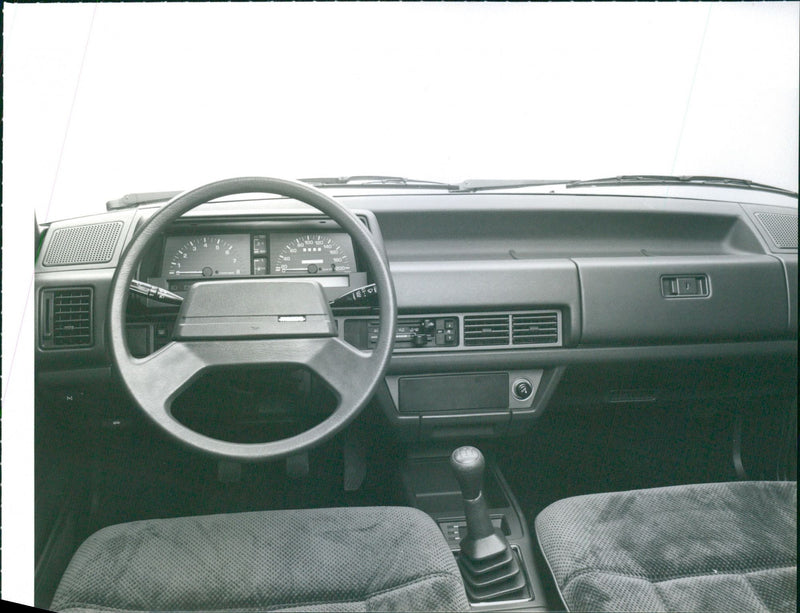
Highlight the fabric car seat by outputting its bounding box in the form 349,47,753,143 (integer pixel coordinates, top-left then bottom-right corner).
51,506,469,612
535,480,796,612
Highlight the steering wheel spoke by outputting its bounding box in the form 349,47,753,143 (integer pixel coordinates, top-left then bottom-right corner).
131,341,207,411
308,337,374,407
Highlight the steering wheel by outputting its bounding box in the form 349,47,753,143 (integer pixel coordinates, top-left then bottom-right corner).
108,177,397,460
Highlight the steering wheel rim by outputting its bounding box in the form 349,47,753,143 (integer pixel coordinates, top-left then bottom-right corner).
108,177,397,461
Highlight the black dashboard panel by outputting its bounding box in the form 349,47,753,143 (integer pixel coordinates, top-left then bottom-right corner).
353,194,766,261
576,255,788,344
35,192,797,435
387,260,580,342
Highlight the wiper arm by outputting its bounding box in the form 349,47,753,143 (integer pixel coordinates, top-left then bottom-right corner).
450,179,577,193
106,177,454,210
300,176,457,189
107,191,182,210
566,175,798,198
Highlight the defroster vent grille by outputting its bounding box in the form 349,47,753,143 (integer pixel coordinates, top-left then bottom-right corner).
43,221,124,266
40,288,93,349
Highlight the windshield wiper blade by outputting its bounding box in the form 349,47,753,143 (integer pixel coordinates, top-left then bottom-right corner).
300,176,457,189
566,175,798,198
107,191,182,210
451,179,577,193
106,177,454,210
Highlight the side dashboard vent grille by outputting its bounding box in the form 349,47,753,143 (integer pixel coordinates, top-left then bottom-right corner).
463,315,510,346
43,221,124,266
754,213,798,249
40,288,93,349
512,311,560,345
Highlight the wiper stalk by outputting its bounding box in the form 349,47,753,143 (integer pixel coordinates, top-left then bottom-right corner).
130,279,183,305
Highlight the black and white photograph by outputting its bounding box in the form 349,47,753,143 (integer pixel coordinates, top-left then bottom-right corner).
3,2,797,611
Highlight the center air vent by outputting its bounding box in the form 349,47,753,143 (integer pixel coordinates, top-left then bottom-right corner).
512,311,560,345
463,311,561,347
463,315,510,346
40,288,93,349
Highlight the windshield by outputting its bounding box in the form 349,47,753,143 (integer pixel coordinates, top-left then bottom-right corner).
3,2,798,223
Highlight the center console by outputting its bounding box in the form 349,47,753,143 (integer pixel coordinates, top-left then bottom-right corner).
375,367,563,442
401,446,550,611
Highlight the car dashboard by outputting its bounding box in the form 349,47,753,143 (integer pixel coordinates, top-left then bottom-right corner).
35,191,797,442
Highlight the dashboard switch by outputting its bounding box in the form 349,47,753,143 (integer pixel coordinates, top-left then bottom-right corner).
420,319,436,334
661,274,709,298
413,333,429,347
677,276,699,296
253,257,267,275
512,378,533,401
252,235,267,255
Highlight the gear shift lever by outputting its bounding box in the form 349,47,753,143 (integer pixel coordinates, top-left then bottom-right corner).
450,446,527,602
450,447,506,544
450,446,507,559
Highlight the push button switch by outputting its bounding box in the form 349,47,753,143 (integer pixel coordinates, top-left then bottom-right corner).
512,378,533,401
661,274,709,298
677,276,699,296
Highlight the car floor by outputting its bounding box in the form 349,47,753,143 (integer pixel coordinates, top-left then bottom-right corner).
83,420,407,535
493,395,795,524
492,401,734,519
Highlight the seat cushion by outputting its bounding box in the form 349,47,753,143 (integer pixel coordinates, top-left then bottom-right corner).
51,506,468,612
535,481,797,612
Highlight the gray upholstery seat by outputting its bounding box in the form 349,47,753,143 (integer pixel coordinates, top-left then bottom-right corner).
51,506,469,612
535,481,797,612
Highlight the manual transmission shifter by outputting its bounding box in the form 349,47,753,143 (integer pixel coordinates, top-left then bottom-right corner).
450,446,527,602
450,446,503,550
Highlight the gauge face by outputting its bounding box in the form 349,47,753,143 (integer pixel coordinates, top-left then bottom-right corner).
163,235,250,278
273,233,353,275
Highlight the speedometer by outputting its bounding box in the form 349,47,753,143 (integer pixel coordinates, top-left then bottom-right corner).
273,234,353,275
163,235,250,278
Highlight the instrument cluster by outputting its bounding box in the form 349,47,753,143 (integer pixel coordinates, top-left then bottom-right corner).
160,231,357,292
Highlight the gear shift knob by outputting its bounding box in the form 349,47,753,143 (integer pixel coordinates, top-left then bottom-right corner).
449,445,526,602
450,446,485,500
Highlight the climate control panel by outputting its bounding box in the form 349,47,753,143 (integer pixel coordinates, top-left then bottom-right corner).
344,317,459,350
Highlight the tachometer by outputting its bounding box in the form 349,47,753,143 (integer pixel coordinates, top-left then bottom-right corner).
273,233,353,275
164,235,250,278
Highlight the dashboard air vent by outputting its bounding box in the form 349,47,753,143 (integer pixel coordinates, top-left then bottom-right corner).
43,221,124,266
40,288,93,349
512,311,559,345
463,315,510,346
754,213,798,249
